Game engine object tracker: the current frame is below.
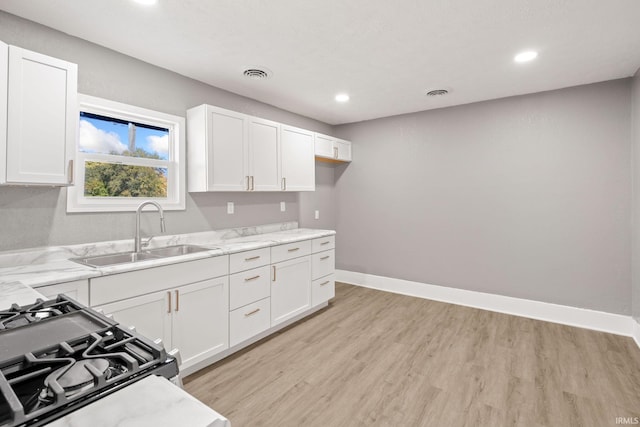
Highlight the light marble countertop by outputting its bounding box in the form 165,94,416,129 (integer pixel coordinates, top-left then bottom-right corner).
0,222,335,303
46,375,230,427
0,281,45,308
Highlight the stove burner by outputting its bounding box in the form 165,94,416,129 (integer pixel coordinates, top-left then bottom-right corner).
52,358,111,392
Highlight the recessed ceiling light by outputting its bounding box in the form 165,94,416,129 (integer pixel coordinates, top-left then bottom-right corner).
132,0,157,5
514,50,538,63
335,93,350,103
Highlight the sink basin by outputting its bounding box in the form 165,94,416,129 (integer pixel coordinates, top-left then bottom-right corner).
70,245,214,268
71,251,162,268
143,244,213,257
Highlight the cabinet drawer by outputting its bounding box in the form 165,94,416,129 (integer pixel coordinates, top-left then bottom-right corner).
90,255,229,306
229,247,270,274
271,240,311,263
312,249,335,280
229,297,270,347
312,235,335,253
312,275,335,306
229,265,271,310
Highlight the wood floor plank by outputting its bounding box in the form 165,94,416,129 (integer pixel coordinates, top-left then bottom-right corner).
184,283,640,427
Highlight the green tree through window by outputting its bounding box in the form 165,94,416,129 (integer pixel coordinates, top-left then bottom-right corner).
84,149,168,198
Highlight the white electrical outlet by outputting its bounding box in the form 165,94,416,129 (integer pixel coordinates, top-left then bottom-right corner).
227,202,234,214
280,201,286,212
314,210,320,220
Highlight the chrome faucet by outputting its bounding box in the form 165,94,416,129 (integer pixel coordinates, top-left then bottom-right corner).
135,201,166,253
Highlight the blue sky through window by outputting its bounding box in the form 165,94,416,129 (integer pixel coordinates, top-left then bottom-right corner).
79,112,169,160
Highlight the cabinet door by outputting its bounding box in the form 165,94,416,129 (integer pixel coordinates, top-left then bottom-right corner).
314,133,335,158
271,256,311,326
248,117,280,191
208,107,249,191
36,280,89,306
6,46,77,185
95,290,172,350
335,139,352,162
281,125,315,191
172,277,229,370
0,41,7,183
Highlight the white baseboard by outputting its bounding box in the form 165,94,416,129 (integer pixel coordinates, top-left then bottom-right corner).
336,270,636,340
633,319,640,349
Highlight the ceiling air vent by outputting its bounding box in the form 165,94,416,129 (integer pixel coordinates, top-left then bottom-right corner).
426,89,449,96
243,68,270,80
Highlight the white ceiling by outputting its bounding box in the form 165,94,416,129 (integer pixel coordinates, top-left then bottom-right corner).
1,0,640,125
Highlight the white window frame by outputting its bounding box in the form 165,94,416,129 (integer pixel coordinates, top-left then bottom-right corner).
67,94,186,212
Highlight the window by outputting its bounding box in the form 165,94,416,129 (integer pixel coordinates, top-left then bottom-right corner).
67,95,185,212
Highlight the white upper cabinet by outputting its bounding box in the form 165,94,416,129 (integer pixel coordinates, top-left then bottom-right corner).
314,133,335,158
248,116,280,191
187,104,316,192
335,138,352,162
187,105,248,192
314,133,352,162
281,125,315,191
0,42,78,185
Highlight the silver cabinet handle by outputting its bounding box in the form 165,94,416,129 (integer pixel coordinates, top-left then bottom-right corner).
167,291,172,314
68,159,74,184
334,147,338,159
245,255,260,261
320,281,330,286
251,176,255,191
246,176,250,191
320,241,330,246
320,255,330,260
272,265,276,281
288,247,300,252
175,290,179,312
282,177,286,191
245,308,261,317
244,275,261,282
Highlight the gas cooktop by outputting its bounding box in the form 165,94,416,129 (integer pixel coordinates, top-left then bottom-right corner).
0,295,179,427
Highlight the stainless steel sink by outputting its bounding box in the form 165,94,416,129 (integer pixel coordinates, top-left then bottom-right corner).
71,251,162,268
143,244,213,257
70,244,213,268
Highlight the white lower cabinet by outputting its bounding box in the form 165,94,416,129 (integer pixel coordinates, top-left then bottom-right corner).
81,235,335,375
171,277,229,368
95,289,172,352
96,277,228,371
271,256,312,326
34,279,89,305
312,275,335,307
229,297,270,347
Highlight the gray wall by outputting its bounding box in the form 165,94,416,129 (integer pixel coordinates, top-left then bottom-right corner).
0,11,333,251
632,69,640,323
334,80,632,315
298,161,336,230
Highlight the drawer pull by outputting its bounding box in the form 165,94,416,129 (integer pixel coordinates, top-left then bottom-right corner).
320,241,330,245
245,255,261,261
167,291,172,314
320,255,330,260
245,308,261,317
175,290,180,312
272,265,276,281
288,247,300,252
320,281,331,286
244,275,261,282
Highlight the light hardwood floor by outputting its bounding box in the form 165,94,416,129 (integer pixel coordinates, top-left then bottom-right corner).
184,283,640,427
